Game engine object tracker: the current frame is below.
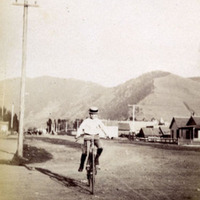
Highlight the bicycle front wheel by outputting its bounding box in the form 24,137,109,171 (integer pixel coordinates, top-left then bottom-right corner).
89,169,95,194
91,149,96,194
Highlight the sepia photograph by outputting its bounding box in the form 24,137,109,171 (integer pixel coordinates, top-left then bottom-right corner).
0,0,200,199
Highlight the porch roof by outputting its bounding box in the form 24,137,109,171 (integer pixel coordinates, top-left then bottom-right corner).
179,125,200,129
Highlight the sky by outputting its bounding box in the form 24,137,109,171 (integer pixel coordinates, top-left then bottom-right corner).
0,0,200,87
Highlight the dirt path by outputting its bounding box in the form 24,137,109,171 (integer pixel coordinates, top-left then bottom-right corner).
19,135,200,200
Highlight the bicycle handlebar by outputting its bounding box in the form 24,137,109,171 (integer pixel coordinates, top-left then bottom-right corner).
75,133,111,142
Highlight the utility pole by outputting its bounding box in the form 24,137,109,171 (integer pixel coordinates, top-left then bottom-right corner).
13,0,38,157
128,104,137,138
1,72,5,121
76,119,79,131
128,104,136,121
11,103,14,133
0,63,6,121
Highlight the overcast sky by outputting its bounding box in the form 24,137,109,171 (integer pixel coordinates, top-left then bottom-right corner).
0,0,200,87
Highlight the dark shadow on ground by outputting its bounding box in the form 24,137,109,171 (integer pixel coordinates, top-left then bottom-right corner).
27,137,80,149
0,144,53,165
22,144,53,163
35,167,91,194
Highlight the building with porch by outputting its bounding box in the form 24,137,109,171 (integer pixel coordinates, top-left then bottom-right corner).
169,117,190,139
178,116,200,145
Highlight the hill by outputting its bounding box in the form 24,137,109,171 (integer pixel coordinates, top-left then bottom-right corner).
190,77,200,82
1,76,106,127
138,73,200,121
1,71,200,128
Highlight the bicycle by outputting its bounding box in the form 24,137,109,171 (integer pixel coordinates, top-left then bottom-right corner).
85,134,97,194
76,134,97,195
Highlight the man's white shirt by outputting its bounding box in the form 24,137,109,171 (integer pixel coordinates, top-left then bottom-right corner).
76,118,108,138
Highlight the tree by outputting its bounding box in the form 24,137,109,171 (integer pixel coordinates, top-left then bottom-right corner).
4,110,11,129
57,119,61,131
47,118,52,133
67,120,74,130
13,114,19,132
0,107,19,131
0,107,7,121
73,119,83,130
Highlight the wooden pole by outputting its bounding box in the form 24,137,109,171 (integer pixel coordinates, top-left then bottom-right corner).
17,3,28,157
128,104,136,121
1,69,6,120
13,0,38,157
11,103,14,129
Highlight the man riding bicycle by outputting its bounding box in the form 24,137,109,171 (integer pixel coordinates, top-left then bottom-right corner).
75,107,110,172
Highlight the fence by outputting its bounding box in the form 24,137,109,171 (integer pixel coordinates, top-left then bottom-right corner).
178,138,200,146
135,137,178,144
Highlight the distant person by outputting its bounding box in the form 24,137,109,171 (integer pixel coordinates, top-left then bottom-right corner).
75,107,110,172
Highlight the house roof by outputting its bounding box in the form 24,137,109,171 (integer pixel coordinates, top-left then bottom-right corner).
169,117,190,129
140,127,160,136
179,125,200,129
118,123,130,131
133,121,158,132
159,127,171,135
189,116,200,126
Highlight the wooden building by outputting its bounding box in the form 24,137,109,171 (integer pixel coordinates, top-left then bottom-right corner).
137,127,160,138
159,127,171,138
178,116,200,145
169,117,189,139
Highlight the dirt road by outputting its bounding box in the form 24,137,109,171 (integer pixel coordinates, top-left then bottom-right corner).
1,135,200,200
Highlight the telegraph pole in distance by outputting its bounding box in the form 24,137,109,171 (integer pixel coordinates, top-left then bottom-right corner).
13,0,38,157
11,103,14,134
1,68,6,121
128,104,136,121
128,104,137,138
